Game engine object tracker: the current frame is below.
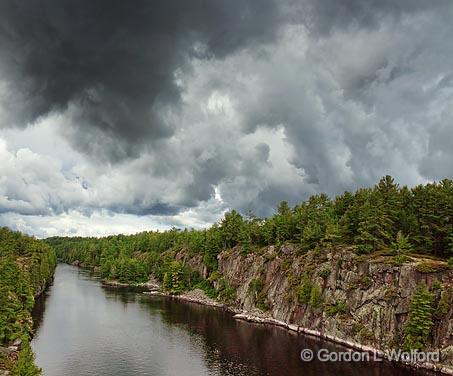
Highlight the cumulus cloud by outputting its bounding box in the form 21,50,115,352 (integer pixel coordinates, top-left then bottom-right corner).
0,1,452,236
0,139,88,215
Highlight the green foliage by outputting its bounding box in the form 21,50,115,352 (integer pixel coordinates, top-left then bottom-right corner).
391,231,414,254
248,278,268,311
359,276,372,289
434,289,451,319
431,280,442,291
354,192,393,254
48,177,453,291
403,284,434,350
0,227,56,373
309,282,323,309
319,268,331,279
11,342,41,376
448,257,453,268
220,210,244,249
162,261,185,295
110,257,148,284
297,276,312,305
193,279,217,299
392,254,410,266
325,301,348,316
416,261,449,273
216,277,236,304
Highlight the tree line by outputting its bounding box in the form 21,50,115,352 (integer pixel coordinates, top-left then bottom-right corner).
48,176,453,287
0,227,57,375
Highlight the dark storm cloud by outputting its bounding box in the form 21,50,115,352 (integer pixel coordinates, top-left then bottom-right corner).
1,0,453,231
0,0,282,160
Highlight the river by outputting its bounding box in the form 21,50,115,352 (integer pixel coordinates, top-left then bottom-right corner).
31,264,428,376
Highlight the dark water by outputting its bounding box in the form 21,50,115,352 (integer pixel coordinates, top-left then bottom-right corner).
32,264,426,376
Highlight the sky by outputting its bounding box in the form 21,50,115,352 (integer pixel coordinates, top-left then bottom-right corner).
0,0,452,238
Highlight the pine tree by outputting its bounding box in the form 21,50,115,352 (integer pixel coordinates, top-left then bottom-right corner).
403,284,434,350
376,175,401,236
355,194,393,254
391,231,414,254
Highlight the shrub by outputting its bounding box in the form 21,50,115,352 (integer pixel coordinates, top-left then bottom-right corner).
216,278,236,304
309,283,323,309
193,279,216,299
431,280,442,291
248,278,268,311
297,276,312,305
359,276,373,289
392,254,409,266
325,301,348,316
319,268,331,279
434,289,451,319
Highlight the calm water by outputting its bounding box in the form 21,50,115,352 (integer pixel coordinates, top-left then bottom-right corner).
32,264,426,376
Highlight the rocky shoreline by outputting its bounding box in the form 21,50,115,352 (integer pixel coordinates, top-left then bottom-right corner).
231,313,453,376
115,281,453,375
71,261,453,376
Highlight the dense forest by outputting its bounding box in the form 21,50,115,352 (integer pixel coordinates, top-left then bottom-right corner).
0,227,56,375
49,176,453,294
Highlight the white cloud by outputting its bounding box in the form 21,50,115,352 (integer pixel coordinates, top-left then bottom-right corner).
1,6,453,236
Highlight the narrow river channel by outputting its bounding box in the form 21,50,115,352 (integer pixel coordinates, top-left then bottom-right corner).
31,264,428,376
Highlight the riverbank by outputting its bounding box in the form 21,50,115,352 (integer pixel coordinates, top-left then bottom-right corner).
96,269,453,376
0,276,54,376
67,242,453,376
165,293,453,375
0,228,57,375
36,264,429,376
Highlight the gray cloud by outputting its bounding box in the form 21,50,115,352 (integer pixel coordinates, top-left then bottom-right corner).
297,0,452,36
0,0,282,161
0,1,453,236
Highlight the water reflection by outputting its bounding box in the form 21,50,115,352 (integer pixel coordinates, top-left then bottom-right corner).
32,265,431,376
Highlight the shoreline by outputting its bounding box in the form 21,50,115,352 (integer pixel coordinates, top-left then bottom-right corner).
147,291,453,376
73,263,453,375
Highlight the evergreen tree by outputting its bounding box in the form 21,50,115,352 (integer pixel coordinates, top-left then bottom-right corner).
403,284,434,350
391,231,414,254
355,194,392,254
376,175,401,236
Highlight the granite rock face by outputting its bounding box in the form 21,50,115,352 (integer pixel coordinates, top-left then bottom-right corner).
214,247,453,364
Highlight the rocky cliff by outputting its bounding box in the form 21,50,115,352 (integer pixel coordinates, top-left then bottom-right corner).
176,245,453,371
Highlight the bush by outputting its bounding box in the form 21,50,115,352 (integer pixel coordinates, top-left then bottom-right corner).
193,279,216,299
216,278,236,304
325,301,348,316
248,278,268,311
392,254,409,266
297,276,312,305
319,268,331,279
309,283,323,309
